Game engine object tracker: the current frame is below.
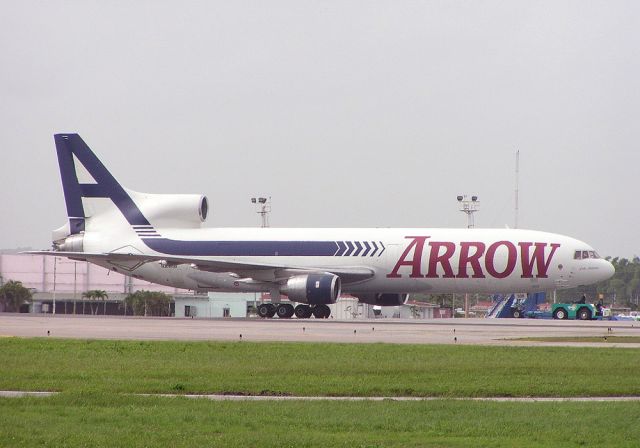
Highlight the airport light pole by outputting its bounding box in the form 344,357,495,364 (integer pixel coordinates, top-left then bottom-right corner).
251,197,271,228
452,293,455,319
457,195,480,229
457,195,480,318
52,257,57,315
73,261,77,315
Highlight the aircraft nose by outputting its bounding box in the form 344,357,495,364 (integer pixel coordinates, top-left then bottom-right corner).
598,259,615,282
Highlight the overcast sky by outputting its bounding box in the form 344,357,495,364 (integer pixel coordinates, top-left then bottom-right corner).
1,1,638,257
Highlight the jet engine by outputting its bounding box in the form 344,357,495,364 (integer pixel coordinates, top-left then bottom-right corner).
356,293,408,306
131,192,209,228
282,274,341,305
55,233,84,252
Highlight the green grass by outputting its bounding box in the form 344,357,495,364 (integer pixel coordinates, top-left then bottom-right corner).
1,338,639,447
1,338,640,397
518,336,640,343
1,393,639,447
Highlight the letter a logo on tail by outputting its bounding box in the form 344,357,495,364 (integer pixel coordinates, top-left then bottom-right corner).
54,134,150,234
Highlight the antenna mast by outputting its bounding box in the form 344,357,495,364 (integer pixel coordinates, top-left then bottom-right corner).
515,150,519,229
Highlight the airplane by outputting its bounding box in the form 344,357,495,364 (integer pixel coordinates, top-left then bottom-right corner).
28,134,615,319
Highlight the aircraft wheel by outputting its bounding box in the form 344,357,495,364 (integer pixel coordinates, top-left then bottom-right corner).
294,305,312,319
313,304,331,319
577,308,592,320
257,304,270,318
276,304,295,319
553,308,567,320
257,304,276,318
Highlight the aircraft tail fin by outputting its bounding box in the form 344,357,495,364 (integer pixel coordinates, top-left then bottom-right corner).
54,134,150,238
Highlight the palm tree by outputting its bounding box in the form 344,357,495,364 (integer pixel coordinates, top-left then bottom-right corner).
0,280,32,312
123,291,172,316
82,290,108,315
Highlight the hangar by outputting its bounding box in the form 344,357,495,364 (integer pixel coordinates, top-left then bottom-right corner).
174,293,255,318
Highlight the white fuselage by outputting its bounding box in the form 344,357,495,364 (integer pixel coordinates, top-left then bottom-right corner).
82,225,614,295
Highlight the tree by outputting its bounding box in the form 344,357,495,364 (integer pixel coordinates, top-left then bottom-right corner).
123,291,172,317
82,290,108,315
629,275,640,307
0,280,32,312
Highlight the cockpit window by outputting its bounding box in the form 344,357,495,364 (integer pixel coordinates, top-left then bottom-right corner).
574,250,600,260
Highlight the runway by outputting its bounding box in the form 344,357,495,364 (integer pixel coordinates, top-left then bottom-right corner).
1,314,639,346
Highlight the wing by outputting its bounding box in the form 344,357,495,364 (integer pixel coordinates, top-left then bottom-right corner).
23,251,375,285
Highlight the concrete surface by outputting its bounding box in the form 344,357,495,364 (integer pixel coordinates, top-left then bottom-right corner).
1,314,639,347
1,391,639,401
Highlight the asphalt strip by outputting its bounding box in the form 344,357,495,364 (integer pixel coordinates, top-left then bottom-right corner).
2,391,640,402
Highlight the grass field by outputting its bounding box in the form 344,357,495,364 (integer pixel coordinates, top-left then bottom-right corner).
1,337,639,447
1,338,640,397
1,393,639,447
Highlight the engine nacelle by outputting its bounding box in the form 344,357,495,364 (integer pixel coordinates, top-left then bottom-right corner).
356,293,408,306
130,191,209,228
282,274,341,305
55,233,84,252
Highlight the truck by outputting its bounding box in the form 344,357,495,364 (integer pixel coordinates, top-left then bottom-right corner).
551,302,610,320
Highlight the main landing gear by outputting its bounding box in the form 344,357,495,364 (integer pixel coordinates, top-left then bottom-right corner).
257,303,331,319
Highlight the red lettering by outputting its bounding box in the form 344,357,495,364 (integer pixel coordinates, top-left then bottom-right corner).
425,241,456,278
457,242,486,278
519,242,560,278
386,236,430,278
485,241,517,278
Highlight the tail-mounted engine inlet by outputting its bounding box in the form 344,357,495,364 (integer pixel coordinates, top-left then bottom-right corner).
54,234,84,252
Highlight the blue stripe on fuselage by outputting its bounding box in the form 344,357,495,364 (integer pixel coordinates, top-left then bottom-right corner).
142,238,341,257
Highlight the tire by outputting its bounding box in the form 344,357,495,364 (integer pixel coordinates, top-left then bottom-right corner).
553,308,567,320
312,304,331,319
577,307,592,321
257,304,270,318
276,304,295,319
294,304,312,319
257,304,276,318
512,309,522,319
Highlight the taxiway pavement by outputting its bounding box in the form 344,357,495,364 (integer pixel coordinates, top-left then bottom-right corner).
1,314,639,347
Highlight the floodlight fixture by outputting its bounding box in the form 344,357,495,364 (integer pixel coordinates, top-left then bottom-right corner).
251,196,272,227
457,194,480,229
